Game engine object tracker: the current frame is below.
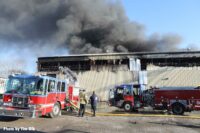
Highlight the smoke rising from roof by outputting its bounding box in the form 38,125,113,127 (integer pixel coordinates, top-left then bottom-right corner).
0,0,185,73
0,0,182,54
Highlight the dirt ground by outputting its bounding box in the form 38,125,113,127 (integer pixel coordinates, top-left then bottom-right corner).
0,103,199,133
0,108,200,133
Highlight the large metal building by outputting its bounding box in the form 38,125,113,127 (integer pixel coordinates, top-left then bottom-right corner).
37,51,200,100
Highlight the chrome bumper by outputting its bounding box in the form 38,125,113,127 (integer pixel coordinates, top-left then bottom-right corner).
0,106,40,118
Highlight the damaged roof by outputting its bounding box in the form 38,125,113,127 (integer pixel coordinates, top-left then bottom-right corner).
38,51,200,62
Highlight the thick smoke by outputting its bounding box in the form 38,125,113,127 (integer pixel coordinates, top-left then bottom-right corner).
0,0,182,55
0,0,184,74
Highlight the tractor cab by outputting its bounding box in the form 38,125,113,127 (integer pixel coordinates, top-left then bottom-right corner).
109,84,142,111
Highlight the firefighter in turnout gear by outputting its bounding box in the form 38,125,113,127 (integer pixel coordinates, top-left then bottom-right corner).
78,89,87,117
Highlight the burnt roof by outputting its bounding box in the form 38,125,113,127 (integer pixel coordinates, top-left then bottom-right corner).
38,51,200,61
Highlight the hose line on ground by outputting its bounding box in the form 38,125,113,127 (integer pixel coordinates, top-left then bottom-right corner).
69,101,200,119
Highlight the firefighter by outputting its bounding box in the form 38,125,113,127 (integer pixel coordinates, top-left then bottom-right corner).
78,89,87,117
90,91,98,117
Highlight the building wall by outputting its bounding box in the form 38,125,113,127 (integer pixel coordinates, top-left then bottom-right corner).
37,53,200,101
147,65,200,88
76,65,135,101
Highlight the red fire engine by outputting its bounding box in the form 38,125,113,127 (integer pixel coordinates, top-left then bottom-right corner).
109,84,200,115
0,74,79,118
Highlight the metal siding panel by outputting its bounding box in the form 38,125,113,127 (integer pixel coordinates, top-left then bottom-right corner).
77,68,134,101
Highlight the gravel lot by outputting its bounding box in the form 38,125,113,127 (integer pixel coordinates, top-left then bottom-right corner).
0,102,199,133
0,110,200,133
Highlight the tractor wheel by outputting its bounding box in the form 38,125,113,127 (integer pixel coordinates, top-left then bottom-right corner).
124,102,132,112
172,103,185,115
49,103,61,118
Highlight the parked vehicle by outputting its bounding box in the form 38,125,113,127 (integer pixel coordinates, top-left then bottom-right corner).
0,74,79,118
109,84,200,115
109,84,142,112
0,77,7,99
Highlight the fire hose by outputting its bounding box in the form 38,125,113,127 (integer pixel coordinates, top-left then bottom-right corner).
68,101,200,119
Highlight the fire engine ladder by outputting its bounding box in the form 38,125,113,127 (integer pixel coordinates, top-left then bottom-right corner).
59,66,77,84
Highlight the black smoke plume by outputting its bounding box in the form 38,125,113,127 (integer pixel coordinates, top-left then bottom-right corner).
0,0,183,73
0,0,182,54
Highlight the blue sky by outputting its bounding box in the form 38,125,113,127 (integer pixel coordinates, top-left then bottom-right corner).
122,0,200,49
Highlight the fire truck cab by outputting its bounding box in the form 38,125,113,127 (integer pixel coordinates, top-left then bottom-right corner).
109,84,143,112
0,74,67,118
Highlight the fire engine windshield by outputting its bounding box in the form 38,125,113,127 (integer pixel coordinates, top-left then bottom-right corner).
6,77,37,94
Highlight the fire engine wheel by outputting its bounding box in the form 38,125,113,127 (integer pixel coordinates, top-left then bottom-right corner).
49,103,61,118
172,103,185,115
124,102,132,112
